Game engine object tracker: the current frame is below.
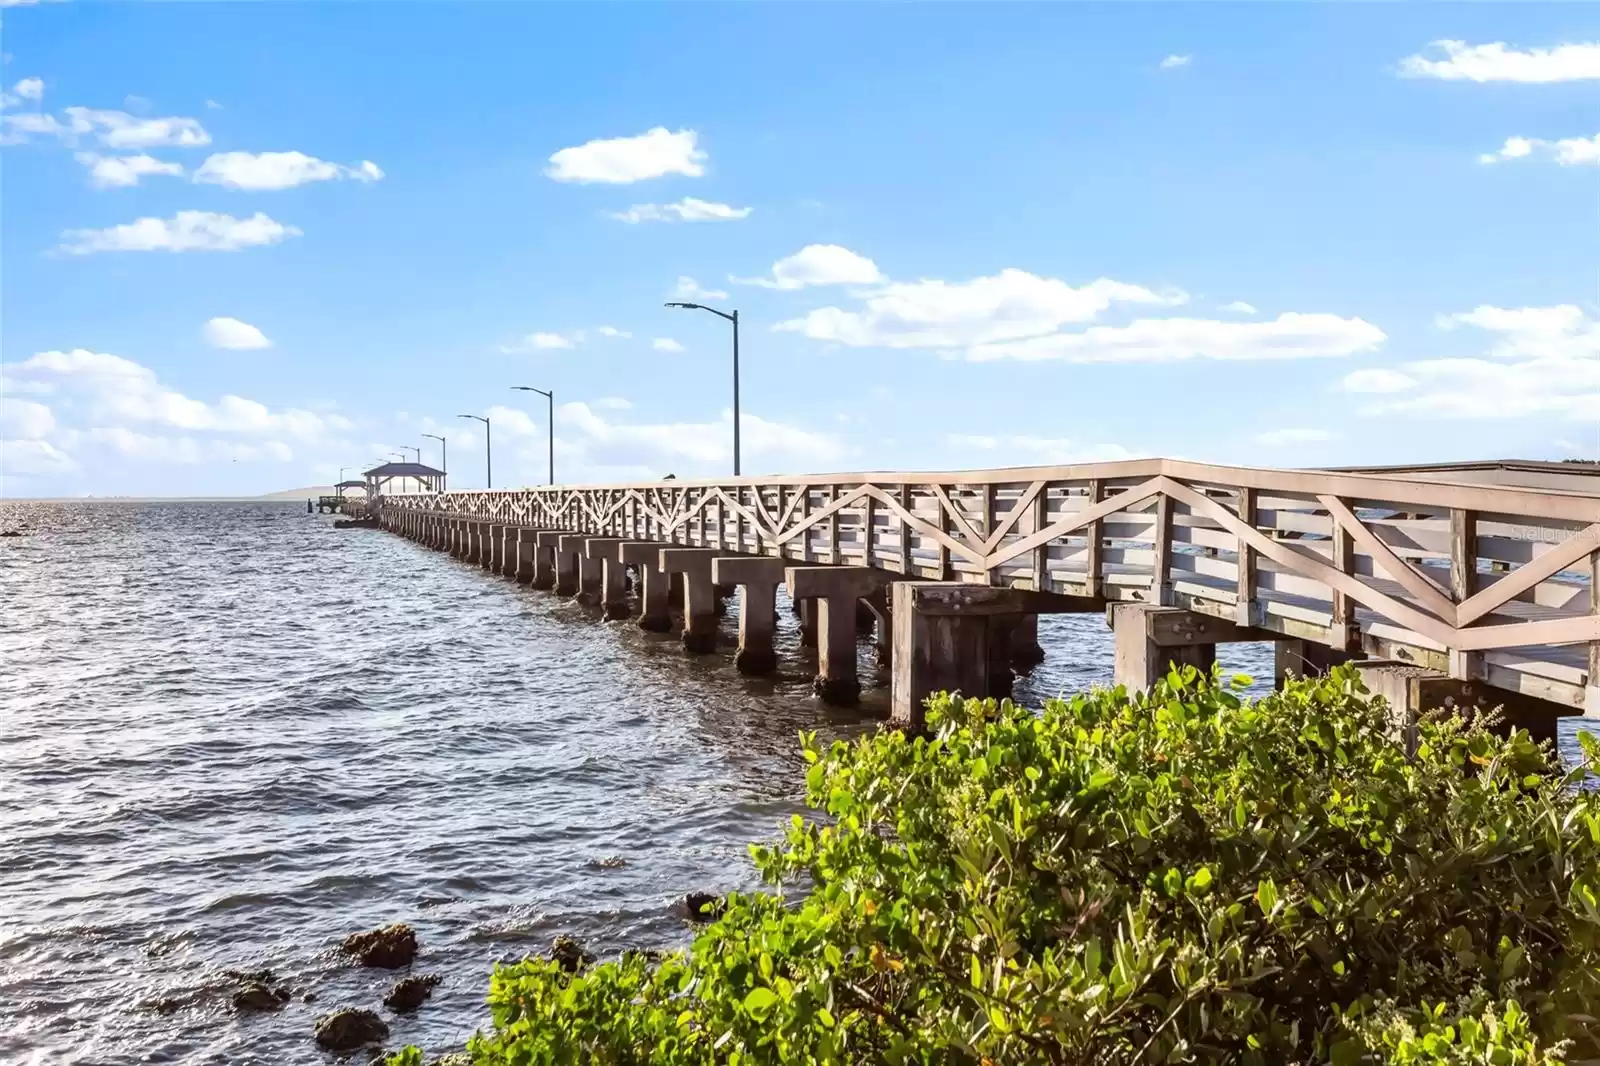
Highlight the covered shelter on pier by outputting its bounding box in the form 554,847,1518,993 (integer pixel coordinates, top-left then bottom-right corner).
363,462,446,496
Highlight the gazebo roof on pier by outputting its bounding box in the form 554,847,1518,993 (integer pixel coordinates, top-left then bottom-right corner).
335,480,368,490
362,462,446,479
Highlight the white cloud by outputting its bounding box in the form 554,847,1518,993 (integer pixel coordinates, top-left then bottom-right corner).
1,439,78,477
1220,301,1257,314
1159,54,1191,70
205,99,224,111
776,269,1185,349
1,397,56,439
610,197,752,223
736,244,883,290
202,316,271,351
946,434,1137,464
1253,428,1335,446
1341,304,1600,420
60,211,301,254
1479,133,1600,166
962,312,1385,364
192,151,384,191
546,127,706,184
670,276,728,302
74,151,184,188
500,331,577,353
595,326,632,339
13,77,43,101
1342,367,1417,394
3,349,350,445
0,111,71,144
1399,40,1600,83
652,337,685,353
594,396,632,410
61,106,210,148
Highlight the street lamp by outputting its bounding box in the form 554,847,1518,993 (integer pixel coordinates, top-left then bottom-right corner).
422,433,446,491
510,386,554,486
338,465,349,498
665,301,741,476
458,414,491,488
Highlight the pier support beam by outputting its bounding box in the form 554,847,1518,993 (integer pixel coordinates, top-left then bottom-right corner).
1354,662,1565,750
482,524,502,571
532,531,562,591
620,542,674,632
891,583,1099,729
513,528,536,584
584,538,629,620
553,534,584,597
712,556,787,674
786,566,897,706
660,548,720,653
1273,638,1356,688
1010,614,1046,672
1110,604,1283,692
464,521,484,565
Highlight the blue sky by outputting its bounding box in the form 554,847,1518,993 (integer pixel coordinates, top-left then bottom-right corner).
2,2,1597,496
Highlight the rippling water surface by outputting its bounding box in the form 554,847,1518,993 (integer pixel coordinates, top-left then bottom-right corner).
1,500,1584,1064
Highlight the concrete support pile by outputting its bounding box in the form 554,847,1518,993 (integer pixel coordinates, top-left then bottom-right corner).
712,556,787,675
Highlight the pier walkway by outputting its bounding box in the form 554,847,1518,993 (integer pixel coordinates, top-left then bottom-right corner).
357,458,1600,734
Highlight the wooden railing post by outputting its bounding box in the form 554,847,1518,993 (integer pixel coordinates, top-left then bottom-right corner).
936,485,952,581
1329,498,1356,652
1084,479,1103,600
827,484,840,564
1235,487,1257,627
983,483,997,586
898,484,913,575
1449,508,1478,680
861,491,876,569
1031,484,1049,592
1590,549,1600,715
1151,492,1173,606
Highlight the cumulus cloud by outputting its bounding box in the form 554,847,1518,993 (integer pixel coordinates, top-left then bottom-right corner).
671,276,728,302
1342,367,1417,394
202,317,272,350
193,151,384,190
652,337,685,353
736,244,883,290
1253,428,1336,446
595,326,632,339
1159,54,1191,70
61,106,211,148
0,348,355,489
60,211,301,254
962,312,1385,364
945,434,1137,465
12,77,43,101
546,127,706,184
1341,304,1600,420
499,331,578,353
1479,132,1600,166
776,269,1186,350
74,151,184,188
609,196,751,223
1220,301,1258,314
1399,40,1600,82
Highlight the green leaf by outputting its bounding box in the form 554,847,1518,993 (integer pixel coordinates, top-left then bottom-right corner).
743,987,778,1014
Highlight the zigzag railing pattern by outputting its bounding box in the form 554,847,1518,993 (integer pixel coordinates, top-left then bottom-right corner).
377,459,1600,711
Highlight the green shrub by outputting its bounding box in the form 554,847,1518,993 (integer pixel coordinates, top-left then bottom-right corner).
391,666,1600,1064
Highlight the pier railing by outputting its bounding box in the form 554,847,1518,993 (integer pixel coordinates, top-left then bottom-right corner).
379,459,1600,712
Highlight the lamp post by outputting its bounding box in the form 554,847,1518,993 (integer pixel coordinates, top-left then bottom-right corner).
510,386,555,486
458,414,491,488
665,301,740,476
422,433,446,491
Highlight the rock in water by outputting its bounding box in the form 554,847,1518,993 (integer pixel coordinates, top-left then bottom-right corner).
232,982,289,1012
683,891,724,922
341,923,418,968
313,1008,390,1051
383,973,439,1013
549,935,593,973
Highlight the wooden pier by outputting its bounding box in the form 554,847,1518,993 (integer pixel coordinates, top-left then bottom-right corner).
358,458,1600,735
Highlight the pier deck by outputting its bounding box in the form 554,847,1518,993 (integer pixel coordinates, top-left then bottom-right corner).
365,458,1600,723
